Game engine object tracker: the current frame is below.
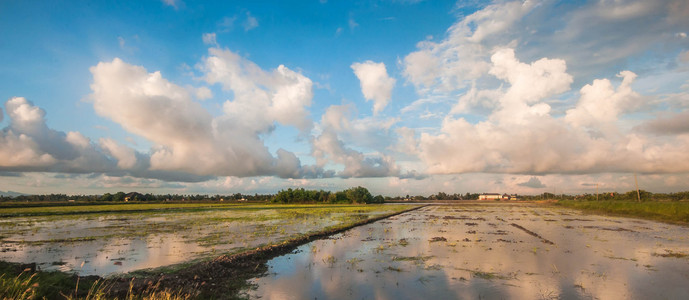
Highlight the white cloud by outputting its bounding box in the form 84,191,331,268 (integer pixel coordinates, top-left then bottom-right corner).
0,97,111,171
312,104,402,178
565,71,641,132
351,61,396,114
218,16,237,33
348,17,358,31
462,0,535,43
403,0,689,97
91,57,303,177
201,47,314,132
487,48,573,124
415,48,689,176
243,12,259,31
402,1,535,94
194,86,213,100
161,0,180,9
100,138,137,169
202,32,217,45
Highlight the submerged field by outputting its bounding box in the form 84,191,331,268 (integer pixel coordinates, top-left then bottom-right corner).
2,202,689,299
244,204,689,299
0,203,413,277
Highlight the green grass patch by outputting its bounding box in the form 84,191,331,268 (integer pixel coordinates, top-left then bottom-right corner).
555,200,689,224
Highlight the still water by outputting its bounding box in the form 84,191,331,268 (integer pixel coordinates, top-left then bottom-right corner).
0,206,403,276
245,204,689,299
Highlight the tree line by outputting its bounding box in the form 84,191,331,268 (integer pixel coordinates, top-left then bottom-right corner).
272,186,384,204
0,192,273,203
3,189,689,204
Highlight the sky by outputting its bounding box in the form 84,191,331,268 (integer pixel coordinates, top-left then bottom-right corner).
1,0,689,196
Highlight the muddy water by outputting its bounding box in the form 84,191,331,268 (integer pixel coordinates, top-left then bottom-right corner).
244,204,689,300
0,207,402,276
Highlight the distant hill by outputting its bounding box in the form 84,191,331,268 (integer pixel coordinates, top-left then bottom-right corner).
0,190,29,197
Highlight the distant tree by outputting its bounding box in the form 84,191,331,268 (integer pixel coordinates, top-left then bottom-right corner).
100,193,113,202
113,192,126,202
344,186,373,204
329,191,349,203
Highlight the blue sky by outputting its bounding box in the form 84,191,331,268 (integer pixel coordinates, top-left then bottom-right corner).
1,0,689,196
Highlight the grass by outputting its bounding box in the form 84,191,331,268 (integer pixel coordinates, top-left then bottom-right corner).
555,200,689,224
0,272,39,299
0,261,99,299
0,267,194,300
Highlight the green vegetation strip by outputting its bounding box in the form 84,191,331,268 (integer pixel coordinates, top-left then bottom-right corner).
555,200,689,224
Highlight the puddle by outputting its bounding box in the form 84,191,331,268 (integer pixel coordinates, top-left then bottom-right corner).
244,204,689,299
0,206,407,276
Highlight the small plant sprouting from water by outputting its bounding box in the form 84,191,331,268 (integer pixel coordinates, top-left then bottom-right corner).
322,255,337,267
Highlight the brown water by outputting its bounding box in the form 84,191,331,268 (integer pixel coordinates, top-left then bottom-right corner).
244,204,689,300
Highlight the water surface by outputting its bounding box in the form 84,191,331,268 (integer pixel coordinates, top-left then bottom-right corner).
245,204,689,299
0,205,406,276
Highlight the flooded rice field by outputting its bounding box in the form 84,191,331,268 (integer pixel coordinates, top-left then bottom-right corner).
244,204,689,300
0,204,409,276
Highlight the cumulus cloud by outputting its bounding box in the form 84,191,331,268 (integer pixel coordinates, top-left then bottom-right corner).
351,61,396,114
3,48,408,182
416,48,689,175
90,57,315,178
194,86,213,100
99,138,137,169
636,111,689,135
201,47,314,132
312,104,402,178
0,97,111,171
565,71,641,135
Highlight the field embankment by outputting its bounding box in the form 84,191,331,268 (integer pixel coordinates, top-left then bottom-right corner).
555,200,689,224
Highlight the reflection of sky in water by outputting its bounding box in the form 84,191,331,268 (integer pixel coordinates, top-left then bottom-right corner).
246,204,689,300
0,207,398,276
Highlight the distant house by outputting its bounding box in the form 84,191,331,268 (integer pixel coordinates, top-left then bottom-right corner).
478,193,501,200
502,194,511,200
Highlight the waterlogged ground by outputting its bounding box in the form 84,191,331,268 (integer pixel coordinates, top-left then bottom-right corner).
245,203,689,300
0,204,411,276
